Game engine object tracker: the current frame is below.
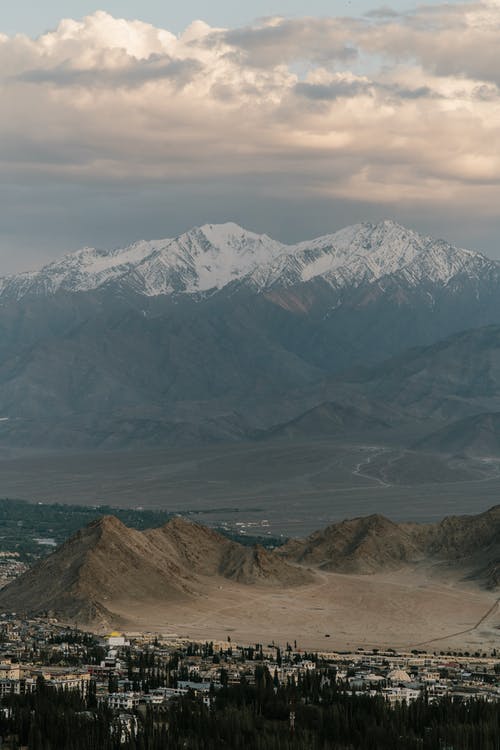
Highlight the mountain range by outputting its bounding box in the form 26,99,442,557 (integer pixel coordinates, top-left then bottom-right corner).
2,220,495,300
1,219,500,450
1,508,498,627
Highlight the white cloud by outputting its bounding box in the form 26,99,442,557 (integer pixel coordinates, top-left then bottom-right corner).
2,4,500,222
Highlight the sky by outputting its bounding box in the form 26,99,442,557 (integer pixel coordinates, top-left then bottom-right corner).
2,0,500,273
2,1,447,36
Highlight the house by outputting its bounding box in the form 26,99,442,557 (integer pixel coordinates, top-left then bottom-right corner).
107,632,129,648
107,692,140,711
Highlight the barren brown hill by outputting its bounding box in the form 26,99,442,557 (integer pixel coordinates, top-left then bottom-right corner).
280,514,421,574
419,505,500,559
146,517,313,585
280,506,500,584
0,516,197,626
0,508,499,638
0,516,312,625
219,544,313,586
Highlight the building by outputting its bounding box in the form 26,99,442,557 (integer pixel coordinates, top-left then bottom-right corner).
107,632,128,648
107,693,140,711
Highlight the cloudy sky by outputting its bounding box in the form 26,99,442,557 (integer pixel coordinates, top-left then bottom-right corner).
2,1,500,272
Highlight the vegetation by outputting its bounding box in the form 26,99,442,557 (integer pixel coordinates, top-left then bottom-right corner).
0,667,498,749
0,498,282,562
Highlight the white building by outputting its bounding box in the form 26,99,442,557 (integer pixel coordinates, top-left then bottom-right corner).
107,632,129,648
383,687,421,704
0,679,22,697
107,693,140,711
112,713,138,744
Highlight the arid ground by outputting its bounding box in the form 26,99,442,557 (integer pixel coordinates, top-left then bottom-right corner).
107,566,500,652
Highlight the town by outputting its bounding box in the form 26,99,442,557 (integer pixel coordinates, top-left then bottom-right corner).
0,614,497,748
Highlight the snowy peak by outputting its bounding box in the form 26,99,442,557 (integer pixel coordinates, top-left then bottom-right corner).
293,220,489,287
246,220,497,292
143,222,286,295
194,222,279,254
0,220,496,301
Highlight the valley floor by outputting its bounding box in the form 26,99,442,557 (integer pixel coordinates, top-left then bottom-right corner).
1,441,500,537
3,441,500,653
104,566,499,652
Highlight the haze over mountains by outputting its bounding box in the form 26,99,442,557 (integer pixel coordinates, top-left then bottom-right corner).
1,219,500,451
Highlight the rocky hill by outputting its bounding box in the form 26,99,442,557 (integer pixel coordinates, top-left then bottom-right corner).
280,514,421,574
0,516,312,625
0,517,196,626
145,518,312,586
280,506,500,586
0,508,499,627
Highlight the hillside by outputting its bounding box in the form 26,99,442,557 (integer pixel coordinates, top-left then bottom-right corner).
0,517,312,625
256,402,390,440
0,517,196,626
146,518,312,586
280,515,422,574
344,326,500,422
1,507,499,630
248,323,500,449
280,506,500,585
1,221,500,450
414,412,500,457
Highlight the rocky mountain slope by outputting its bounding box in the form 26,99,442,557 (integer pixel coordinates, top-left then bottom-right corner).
281,514,420,574
1,220,495,301
1,220,500,450
256,402,391,440
414,412,500,457
244,323,500,447
0,508,498,626
280,506,500,587
0,517,311,625
346,325,500,421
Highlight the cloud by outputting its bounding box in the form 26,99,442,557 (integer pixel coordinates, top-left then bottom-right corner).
2,1,500,258
294,78,440,101
214,17,358,67
354,1,500,86
17,55,202,88
364,7,401,19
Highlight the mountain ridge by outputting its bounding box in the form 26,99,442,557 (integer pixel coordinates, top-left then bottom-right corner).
1,508,499,627
0,221,500,451
1,220,496,302
280,506,500,586
0,516,312,626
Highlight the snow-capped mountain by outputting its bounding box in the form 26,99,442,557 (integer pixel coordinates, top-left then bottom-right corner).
2,219,500,452
0,220,496,301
